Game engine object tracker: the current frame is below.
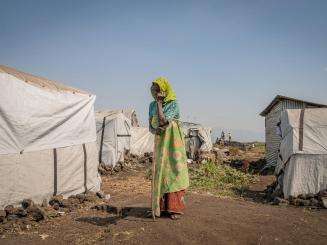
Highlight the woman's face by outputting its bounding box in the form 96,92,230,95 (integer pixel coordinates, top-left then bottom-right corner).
151,83,160,100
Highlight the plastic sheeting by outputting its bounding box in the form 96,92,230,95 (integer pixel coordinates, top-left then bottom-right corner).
283,154,327,198
130,127,154,155
96,112,131,167
276,108,327,197
276,108,327,173
0,142,101,209
0,73,96,154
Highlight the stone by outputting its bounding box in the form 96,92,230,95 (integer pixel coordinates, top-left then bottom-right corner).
290,198,301,206
4,205,15,216
0,210,6,223
84,192,97,202
49,195,63,206
96,191,105,199
299,199,311,206
21,199,34,209
76,194,86,203
310,198,319,207
67,196,81,205
273,197,289,206
27,206,46,222
15,208,28,218
6,214,19,221
52,203,60,210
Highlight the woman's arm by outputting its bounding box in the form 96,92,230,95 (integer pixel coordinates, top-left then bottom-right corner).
157,100,168,127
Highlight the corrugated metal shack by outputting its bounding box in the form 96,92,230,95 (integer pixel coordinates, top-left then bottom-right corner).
260,95,327,168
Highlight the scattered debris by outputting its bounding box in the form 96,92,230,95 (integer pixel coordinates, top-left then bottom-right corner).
99,151,153,175
266,182,327,208
39,234,49,240
0,191,111,235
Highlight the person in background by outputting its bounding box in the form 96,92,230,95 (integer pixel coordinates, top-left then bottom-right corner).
148,77,189,220
228,132,232,143
220,130,225,146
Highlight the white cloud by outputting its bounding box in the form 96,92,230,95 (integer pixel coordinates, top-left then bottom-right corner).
324,67,327,72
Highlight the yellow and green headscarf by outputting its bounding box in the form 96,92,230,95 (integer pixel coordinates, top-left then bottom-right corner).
153,77,177,102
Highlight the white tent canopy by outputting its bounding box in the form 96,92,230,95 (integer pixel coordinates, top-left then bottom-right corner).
0,65,100,208
276,108,327,198
96,111,132,167
130,127,154,156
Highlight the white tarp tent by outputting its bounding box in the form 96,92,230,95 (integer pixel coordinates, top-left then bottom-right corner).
0,65,101,209
96,111,131,167
276,108,327,198
130,127,154,156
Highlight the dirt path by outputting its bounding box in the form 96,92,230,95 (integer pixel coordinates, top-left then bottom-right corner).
1,171,327,245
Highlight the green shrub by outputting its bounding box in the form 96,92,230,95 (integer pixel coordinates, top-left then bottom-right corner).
189,161,257,197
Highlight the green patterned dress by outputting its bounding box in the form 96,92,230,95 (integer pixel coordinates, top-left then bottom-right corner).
149,100,189,217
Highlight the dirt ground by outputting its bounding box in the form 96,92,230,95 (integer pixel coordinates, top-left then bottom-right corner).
1,168,327,245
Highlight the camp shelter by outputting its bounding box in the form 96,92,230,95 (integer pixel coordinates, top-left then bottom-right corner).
182,122,213,160
96,111,132,167
260,95,327,169
130,127,154,156
0,65,101,209
108,109,139,127
273,108,327,198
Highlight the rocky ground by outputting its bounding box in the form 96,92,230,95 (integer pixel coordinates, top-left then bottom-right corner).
1,146,327,244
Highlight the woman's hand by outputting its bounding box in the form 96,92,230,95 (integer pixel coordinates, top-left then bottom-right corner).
156,122,169,135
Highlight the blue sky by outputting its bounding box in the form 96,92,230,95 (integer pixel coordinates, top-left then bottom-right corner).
1,0,327,141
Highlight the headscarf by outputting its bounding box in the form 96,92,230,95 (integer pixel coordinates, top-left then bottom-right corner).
152,77,177,103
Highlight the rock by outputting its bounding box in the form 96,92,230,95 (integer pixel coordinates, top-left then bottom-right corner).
96,191,106,199
310,198,319,207
289,198,301,206
21,199,34,209
4,205,15,216
298,199,311,206
305,193,315,199
273,197,289,206
84,192,97,202
27,206,46,222
49,195,63,206
15,208,28,218
321,197,327,208
0,210,6,223
52,203,60,210
76,194,86,203
6,214,19,221
67,196,81,206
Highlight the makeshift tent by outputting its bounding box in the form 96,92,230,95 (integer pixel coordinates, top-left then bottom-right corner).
96,111,132,167
275,108,327,198
130,127,154,155
182,122,213,159
0,65,101,209
260,95,327,169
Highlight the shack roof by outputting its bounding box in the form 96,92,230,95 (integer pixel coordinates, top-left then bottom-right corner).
260,95,327,116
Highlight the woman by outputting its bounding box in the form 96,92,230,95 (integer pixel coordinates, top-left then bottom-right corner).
149,77,189,220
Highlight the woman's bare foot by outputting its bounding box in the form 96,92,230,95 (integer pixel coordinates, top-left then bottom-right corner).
169,214,182,220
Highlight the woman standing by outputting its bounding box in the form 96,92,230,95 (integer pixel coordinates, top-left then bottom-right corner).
149,77,189,220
